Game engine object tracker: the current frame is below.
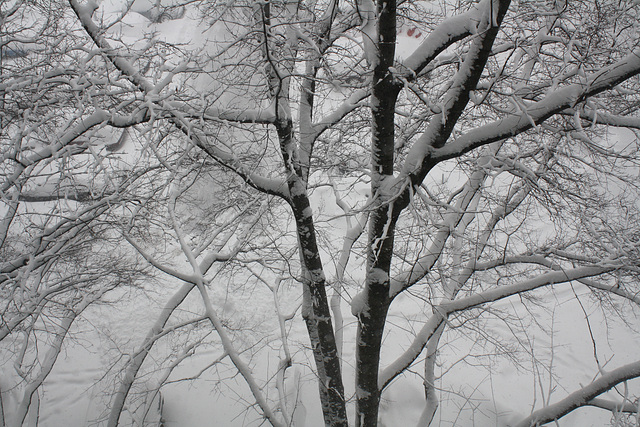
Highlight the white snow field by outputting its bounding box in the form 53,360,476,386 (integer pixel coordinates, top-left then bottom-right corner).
25,192,639,426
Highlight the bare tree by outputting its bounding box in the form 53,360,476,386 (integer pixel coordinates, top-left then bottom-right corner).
3,0,640,426
0,2,155,424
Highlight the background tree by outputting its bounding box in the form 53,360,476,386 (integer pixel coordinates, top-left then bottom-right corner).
0,1,156,424
2,0,640,426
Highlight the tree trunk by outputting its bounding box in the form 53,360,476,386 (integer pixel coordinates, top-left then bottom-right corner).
355,285,391,426
354,0,400,424
280,120,348,426
301,275,348,426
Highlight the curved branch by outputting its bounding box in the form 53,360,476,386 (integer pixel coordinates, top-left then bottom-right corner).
514,360,640,427
586,397,639,414
388,167,487,297
106,284,200,427
400,0,488,77
401,0,511,181
474,255,640,306
380,264,615,390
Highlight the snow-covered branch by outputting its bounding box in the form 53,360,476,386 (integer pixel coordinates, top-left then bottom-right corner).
400,0,488,76
441,265,615,313
399,0,510,187
166,179,284,427
1,108,146,195
429,48,640,163
172,102,277,125
388,167,487,297
68,0,289,200
312,88,370,139
380,264,616,390
514,360,640,427
13,293,98,427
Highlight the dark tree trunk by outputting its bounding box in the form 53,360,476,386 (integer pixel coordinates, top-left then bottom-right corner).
278,122,348,426
355,0,400,424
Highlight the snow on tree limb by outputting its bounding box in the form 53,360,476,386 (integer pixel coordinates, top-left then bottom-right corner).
562,107,640,130
440,265,615,313
388,167,487,297
166,180,285,427
68,0,289,200
474,255,640,306
586,397,639,414
400,0,511,181
380,265,616,390
172,102,277,125
400,0,485,77
428,48,640,164
1,108,147,195
312,88,370,139
514,360,640,427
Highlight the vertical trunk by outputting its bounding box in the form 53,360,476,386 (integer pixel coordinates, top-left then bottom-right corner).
295,198,348,426
279,122,348,426
301,272,347,426
356,0,400,424
355,204,398,426
260,2,347,421
356,3,511,421
355,280,391,426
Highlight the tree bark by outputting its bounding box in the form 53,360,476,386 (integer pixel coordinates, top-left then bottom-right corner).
278,121,348,426
355,0,400,424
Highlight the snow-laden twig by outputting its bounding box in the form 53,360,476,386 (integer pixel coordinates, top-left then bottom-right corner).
331,178,369,363
166,178,284,427
380,264,616,390
110,198,266,426
389,167,487,297
13,294,97,427
430,47,640,163
249,267,296,426
68,0,289,199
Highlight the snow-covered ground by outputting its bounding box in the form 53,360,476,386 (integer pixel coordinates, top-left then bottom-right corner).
8,245,637,426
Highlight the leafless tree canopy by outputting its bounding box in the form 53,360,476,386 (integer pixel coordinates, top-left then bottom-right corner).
2,0,640,426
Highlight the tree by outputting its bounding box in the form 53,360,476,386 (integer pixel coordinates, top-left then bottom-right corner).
0,2,155,424
2,0,640,426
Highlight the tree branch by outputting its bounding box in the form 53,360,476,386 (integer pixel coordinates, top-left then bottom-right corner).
68,0,289,199
514,360,640,427
380,264,615,390
429,48,640,164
